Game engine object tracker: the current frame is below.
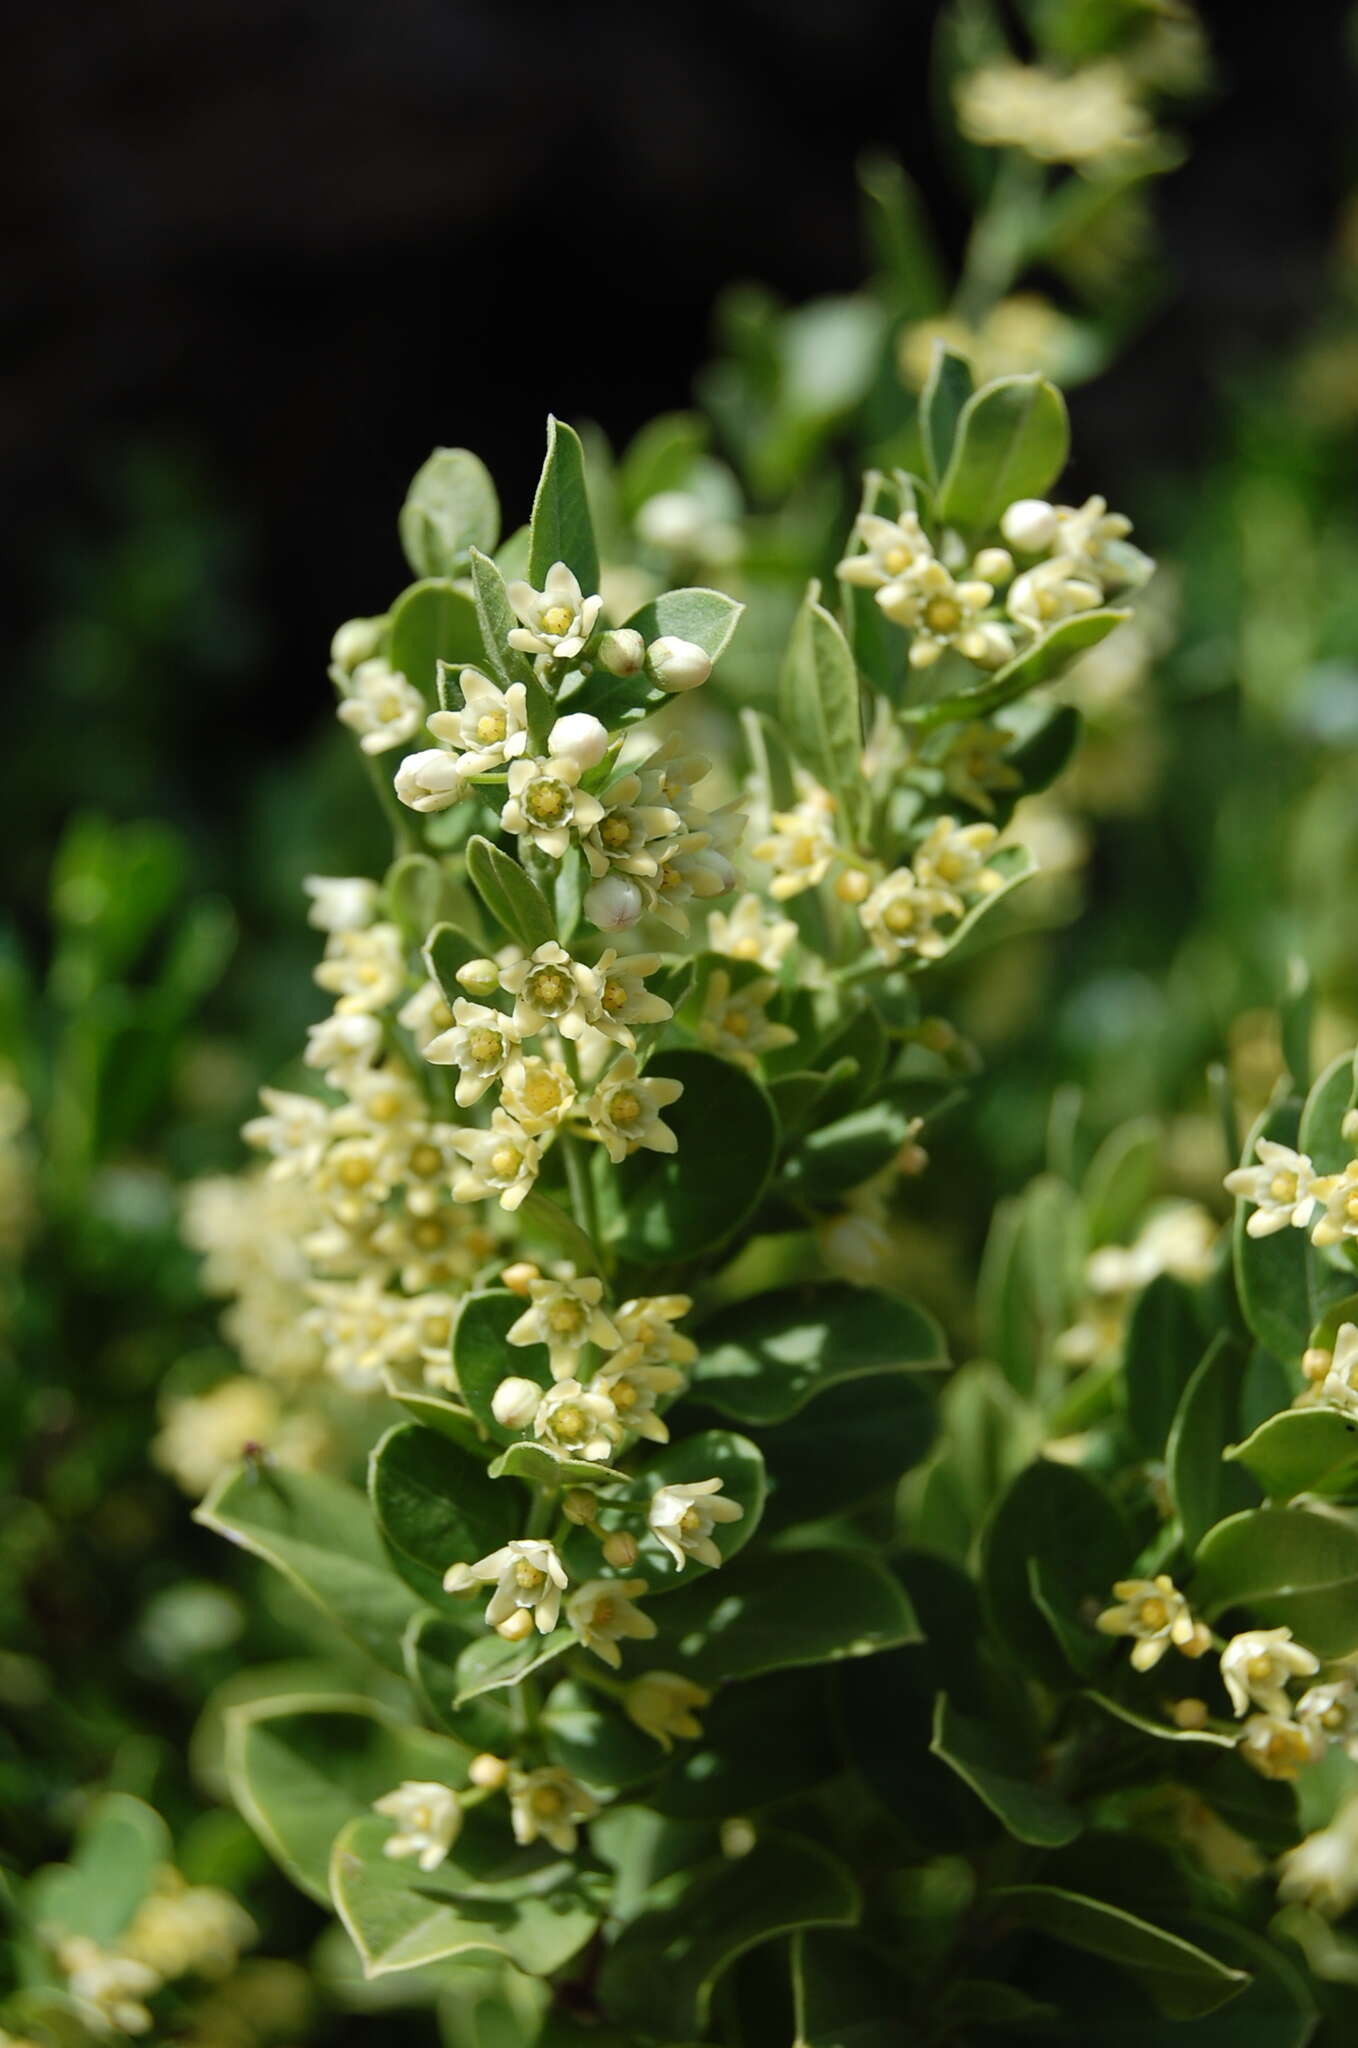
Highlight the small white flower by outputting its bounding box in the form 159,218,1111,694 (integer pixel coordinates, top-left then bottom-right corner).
444,1537,567,1634
696,969,797,1069
912,816,1003,900
59,1937,161,2036
534,1378,623,1463
567,1577,657,1666
585,1054,683,1164
836,510,934,591
394,747,473,813
303,875,380,932
585,873,646,931
1224,1139,1325,1238
1095,1575,1209,1672
304,1008,384,1083
623,1670,711,1750
336,658,424,754
1007,556,1103,634
330,615,385,671
878,559,1006,670
396,979,456,1052
500,942,600,1041
752,784,839,901
1278,1799,1358,1914
427,668,529,767
585,950,674,1050
859,869,953,965
1296,1679,1358,1756
243,1088,330,1178
499,1054,577,1135
1309,1165,1358,1248
507,1766,598,1853
1221,1628,1320,1718
597,626,646,675
501,755,607,859
491,1375,543,1430
548,712,610,770
934,721,1022,815
610,1294,698,1375
648,635,712,692
1321,1324,1358,1420
373,1781,463,1872
423,999,522,1107
1238,1712,1326,1780
648,1476,744,1571
707,893,798,972
505,561,603,663
313,922,406,1013
448,1110,543,1211
1000,499,1060,553
507,1274,621,1380
593,1359,684,1442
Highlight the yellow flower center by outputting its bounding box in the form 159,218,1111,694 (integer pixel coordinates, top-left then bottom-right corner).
731,937,761,960
377,693,405,721
413,1219,445,1249
368,1090,403,1120
883,545,912,575
514,1561,545,1591
529,970,567,1010
523,1073,563,1114
612,1380,638,1411
548,1300,586,1333
1324,1704,1347,1730
723,1009,750,1038
679,1507,703,1535
337,1156,370,1189
476,711,507,743
1270,1172,1299,1203
422,1315,451,1346
790,834,820,867
491,1146,522,1179
609,1090,642,1126
357,963,382,985
883,900,917,935
541,605,574,637
1247,1655,1274,1682
590,1598,615,1629
553,1405,587,1441
1138,1597,1168,1630
527,781,567,822
924,596,962,634
601,816,631,850
408,1143,443,1178
602,978,627,1014
532,1784,563,1815
468,1028,503,1064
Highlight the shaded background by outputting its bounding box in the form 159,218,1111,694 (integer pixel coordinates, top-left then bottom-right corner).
7,0,1357,921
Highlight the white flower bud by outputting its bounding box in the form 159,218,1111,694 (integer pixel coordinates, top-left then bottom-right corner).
491,1376,543,1430
501,1259,541,1296
330,616,386,672
497,1607,535,1642
602,1530,640,1569
972,547,1014,584
548,713,610,770
647,636,712,693
585,874,645,931
394,749,467,814
562,1488,599,1526
1000,499,1058,553
468,1752,509,1790
456,957,501,999
597,628,646,676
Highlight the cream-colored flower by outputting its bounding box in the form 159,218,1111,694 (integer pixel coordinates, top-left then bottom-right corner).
305,1008,384,1082
1309,1166,1358,1249
648,1477,744,1571
567,1577,657,1667
610,1295,698,1376
1296,1679,1358,1756
242,1089,330,1179
859,869,953,965
1095,1574,1209,1672
955,60,1153,170
427,667,529,768
1007,557,1105,634
499,1054,577,1135
501,754,607,860
336,657,423,754
505,561,603,663
752,784,840,900
580,771,681,882
879,560,1011,671
934,722,1022,815
507,1766,598,1854
1221,1628,1320,1718
534,1378,623,1464
585,1055,683,1164
507,1274,621,1380
120,1873,254,1981
835,509,934,591
1084,1202,1218,1295
592,1359,685,1443
1052,496,1148,591
707,893,798,972
443,1537,567,1635
303,875,380,932
491,1375,544,1430
59,1937,161,2035
584,950,674,1049
372,1782,463,1872
696,968,797,1069
623,1670,711,1750
912,816,1003,900
423,998,522,1107
449,1110,543,1212
314,921,406,1013
1238,1712,1325,1780
152,1378,282,1495
1278,1798,1358,1915
500,941,600,1041
1321,1324,1358,1420
1224,1139,1325,1238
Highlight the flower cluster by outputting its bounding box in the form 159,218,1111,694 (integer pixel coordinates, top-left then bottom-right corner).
51,1870,254,2037
955,60,1155,171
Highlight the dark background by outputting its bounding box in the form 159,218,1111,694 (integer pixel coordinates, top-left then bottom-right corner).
6,0,1356,917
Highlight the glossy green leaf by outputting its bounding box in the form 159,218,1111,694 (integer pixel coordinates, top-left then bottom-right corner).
225,1696,470,1902
195,1466,423,1673
930,1694,1081,1846
600,1050,778,1265
625,585,744,663
465,834,556,950
648,1548,918,1687
1227,1404,1358,1500
598,1834,859,2038
1082,1118,1160,1247
488,1441,622,1488
1192,1504,1358,1654
977,1174,1084,1400
399,448,500,579
991,1886,1248,2020
778,583,865,835
1166,1335,1257,1555
1124,1273,1207,1460
1299,1047,1358,1174
920,343,973,487
385,1384,489,1459
756,1371,937,1528
402,1611,506,1749
648,1668,839,1820
540,1679,662,1793
527,416,599,593
780,1096,922,1204
369,1423,517,1608
937,374,1069,534
453,1287,551,1443
388,578,484,706
979,1460,1124,1687
910,610,1126,732
27,1795,171,1948
332,1813,596,1980
452,1628,574,1708
422,922,484,1005
566,1429,765,1592
692,1282,944,1424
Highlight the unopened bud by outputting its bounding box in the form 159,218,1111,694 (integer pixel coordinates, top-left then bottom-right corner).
456,957,501,999
394,748,467,814
602,1530,640,1569
501,1260,541,1297
563,1488,599,1525
468,1752,509,1790
1172,1698,1209,1730
916,1017,958,1055
549,712,610,770
1303,1346,1334,1385
330,616,386,672
972,547,1014,585
647,635,712,693
721,1818,757,1858
999,499,1058,553
834,868,871,905
597,628,646,677
586,874,645,931
496,1608,535,1642
491,1376,542,1430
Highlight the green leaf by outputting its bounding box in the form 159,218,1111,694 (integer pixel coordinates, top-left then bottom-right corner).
977,1174,1085,1400
778,583,865,835
692,1282,944,1424
369,1423,517,1608
27,1795,171,1948
1083,1118,1160,1247
388,579,484,706
465,835,556,950
990,1887,1248,2021
618,409,709,516
780,1096,923,1205
600,1051,778,1265
332,1813,596,1980
920,344,973,487
527,416,599,594
386,1384,489,1460
624,585,744,664
1166,1336,1257,1555
452,1629,574,1708
598,1834,860,2039
399,448,500,579
540,1679,662,1793
1233,1098,1351,1360
648,1668,839,1820
1299,1047,1358,1174
386,852,453,947
1227,1405,1358,1501
453,1288,550,1443
937,374,1069,535
756,1372,937,1528
567,1429,765,1593
979,1460,1125,1687
403,1612,506,1748
195,1466,423,1673
648,1548,918,1687
465,548,554,743
488,1441,622,1489
930,1694,1081,1847
422,921,483,1004
1192,1505,1358,1655
225,1696,471,1903
1123,1274,1208,1460
909,610,1127,731
857,152,947,320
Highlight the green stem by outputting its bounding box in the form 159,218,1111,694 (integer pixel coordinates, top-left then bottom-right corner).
360,746,419,857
